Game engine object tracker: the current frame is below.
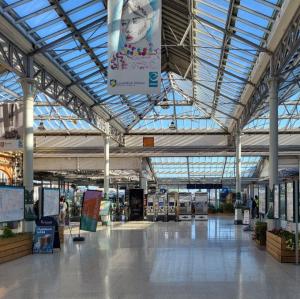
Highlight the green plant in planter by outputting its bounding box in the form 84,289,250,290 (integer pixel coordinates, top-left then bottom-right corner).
2,227,15,238
223,202,234,213
255,221,267,245
270,228,300,251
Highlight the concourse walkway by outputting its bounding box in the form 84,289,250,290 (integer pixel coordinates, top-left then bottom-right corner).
0,217,300,299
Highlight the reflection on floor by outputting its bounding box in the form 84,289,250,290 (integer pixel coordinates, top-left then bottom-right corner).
0,216,300,299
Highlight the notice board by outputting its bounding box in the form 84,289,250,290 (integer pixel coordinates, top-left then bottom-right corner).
42,188,60,217
0,186,24,223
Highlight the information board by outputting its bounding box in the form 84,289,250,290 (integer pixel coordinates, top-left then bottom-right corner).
42,188,60,217
286,182,294,222
33,226,54,254
274,185,279,219
0,186,24,223
259,185,266,214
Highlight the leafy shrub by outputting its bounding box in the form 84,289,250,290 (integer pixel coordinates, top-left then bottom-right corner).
2,227,15,238
270,229,300,251
223,202,234,213
254,222,267,245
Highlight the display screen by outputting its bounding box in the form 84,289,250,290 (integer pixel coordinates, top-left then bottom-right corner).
159,201,164,207
148,202,153,207
286,182,294,222
259,185,266,214
280,183,286,220
169,202,175,207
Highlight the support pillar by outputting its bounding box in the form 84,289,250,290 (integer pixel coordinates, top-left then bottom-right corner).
235,125,241,195
20,78,35,232
234,122,243,225
140,158,148,195
104,124,110,200
268,58,278,219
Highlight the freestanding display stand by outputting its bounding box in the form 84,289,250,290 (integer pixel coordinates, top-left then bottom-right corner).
194,192,208,221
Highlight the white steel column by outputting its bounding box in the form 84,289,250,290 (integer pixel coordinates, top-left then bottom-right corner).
235,124,241,194
104,123,110,200
140,158,148,195
268,58,278,216
21,78,35,232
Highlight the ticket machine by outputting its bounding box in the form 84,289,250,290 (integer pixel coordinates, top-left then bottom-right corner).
194,192,208,220
146,193,156,221
156,193,167,221
178,192,192,221
167,192,178,221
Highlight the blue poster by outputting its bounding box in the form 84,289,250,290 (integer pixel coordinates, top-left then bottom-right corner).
33,226,54,254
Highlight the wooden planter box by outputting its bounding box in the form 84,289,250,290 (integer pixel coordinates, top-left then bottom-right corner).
0,233,32,264
58,226,64,244
266,231,300,263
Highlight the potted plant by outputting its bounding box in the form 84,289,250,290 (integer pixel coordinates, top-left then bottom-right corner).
254,221,267,246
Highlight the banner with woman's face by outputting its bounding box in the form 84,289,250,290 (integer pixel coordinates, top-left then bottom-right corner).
108,0,161,95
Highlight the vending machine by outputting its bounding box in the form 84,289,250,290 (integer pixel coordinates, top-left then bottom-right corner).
129,189,144,221
194,192,208,220
156,192,167,221
178,193,192,221
167,192,178,221
146,193,156,221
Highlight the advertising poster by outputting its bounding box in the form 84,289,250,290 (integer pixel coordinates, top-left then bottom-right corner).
274,185,279,219
80,190,102,232
99,201,111,217
0,103,23,151
33,226,54,254
0,186,24,223
108,0,161,94
42,188,60,217
286,182,294,222
259,185,266,214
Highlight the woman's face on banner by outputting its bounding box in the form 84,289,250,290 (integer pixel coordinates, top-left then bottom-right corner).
121,4,151,44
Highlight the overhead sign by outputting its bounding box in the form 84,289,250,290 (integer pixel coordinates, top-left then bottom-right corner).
108,0,161,94
187,184,223,189
80,190,102,232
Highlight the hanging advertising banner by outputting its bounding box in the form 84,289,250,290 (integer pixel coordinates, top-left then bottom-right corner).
80,190,102,232
0,102,23,150
108,0,161,94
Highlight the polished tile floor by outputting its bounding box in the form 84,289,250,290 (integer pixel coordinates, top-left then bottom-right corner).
1,216,300,299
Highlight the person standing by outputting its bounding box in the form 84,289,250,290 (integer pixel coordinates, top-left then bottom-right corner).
254,195,259,218
59,196,68,225
251,197,257,219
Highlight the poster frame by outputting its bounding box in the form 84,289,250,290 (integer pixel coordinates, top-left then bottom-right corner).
42,187,60,217
0,185,24,223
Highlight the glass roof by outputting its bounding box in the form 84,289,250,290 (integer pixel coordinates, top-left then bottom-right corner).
150,156,261,179
0,0,285,133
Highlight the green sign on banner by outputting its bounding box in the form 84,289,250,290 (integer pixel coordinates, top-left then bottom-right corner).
80,190,102,232
100,201,111,217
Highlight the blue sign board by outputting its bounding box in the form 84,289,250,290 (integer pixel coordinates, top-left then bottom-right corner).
33,226,54,254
